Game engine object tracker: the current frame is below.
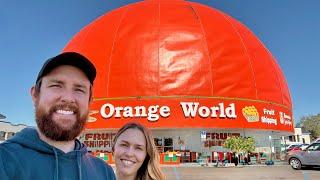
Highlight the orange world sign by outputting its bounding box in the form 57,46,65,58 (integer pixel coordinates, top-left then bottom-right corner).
86,97,293,132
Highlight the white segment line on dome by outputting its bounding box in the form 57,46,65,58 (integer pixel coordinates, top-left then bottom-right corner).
187,1,214,95
93,95,291,110
263,44,287,106
219,11,259,99
157,1,160,96
105,6,129,97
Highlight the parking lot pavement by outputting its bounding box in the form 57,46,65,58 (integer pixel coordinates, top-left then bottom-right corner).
162,165,320,180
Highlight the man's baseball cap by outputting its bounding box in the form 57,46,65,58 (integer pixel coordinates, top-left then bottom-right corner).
36,52,96,85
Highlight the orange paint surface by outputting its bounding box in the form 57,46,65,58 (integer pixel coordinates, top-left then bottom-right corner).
64,0,293,132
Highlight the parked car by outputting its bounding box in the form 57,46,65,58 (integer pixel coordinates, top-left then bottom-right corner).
285,144,302,152
287,142,320,170
290,144,310,151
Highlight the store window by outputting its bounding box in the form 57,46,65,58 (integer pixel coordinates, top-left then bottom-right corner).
154,137,173,152
288,136,296,142
154,138,163,152
0,131,6,140
164,138,173,152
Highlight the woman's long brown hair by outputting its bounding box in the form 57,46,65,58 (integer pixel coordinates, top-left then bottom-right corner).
112,122,165,180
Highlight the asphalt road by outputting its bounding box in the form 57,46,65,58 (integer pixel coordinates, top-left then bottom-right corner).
162,165,320,180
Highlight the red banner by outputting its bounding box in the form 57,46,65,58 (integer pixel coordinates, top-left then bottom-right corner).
86,97,293,133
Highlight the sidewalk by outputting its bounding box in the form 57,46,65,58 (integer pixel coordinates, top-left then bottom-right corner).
160,160,288,168
109,161,288,168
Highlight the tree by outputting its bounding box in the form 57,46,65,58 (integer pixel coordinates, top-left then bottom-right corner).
223,136,242,154
223,136,255,154
297,113,320,140
242,137,255,153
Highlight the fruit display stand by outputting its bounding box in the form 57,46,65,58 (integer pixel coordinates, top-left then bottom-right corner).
160,152,180,165
93,151,115,164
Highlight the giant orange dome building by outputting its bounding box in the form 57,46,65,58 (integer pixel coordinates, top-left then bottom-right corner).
64,0,293,162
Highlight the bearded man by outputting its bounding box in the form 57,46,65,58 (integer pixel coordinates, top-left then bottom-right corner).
0,52,116,180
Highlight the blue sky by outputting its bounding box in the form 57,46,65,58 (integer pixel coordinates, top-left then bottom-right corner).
1,0,319,126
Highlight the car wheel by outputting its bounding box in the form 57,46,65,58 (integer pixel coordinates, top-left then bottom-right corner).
290,158,302,170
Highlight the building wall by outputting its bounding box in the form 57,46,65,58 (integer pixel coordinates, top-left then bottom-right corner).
281,127,311,145
153,129,282,152
0,121,27,143
80,128,283,154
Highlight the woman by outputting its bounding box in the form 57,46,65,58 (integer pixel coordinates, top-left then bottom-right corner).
112,122,165,180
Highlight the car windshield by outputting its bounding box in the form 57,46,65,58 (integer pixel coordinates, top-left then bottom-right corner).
306,143,320,151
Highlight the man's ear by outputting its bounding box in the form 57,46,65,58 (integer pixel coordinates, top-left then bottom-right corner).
30,86,38,106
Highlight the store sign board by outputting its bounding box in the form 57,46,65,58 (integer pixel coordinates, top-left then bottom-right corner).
86,98,293,132
204,132,240,147
79,132,116,152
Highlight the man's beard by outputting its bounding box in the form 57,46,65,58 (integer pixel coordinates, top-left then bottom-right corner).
35,103,88,141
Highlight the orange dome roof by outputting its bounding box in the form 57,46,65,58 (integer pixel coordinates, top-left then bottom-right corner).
64,0,293,132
